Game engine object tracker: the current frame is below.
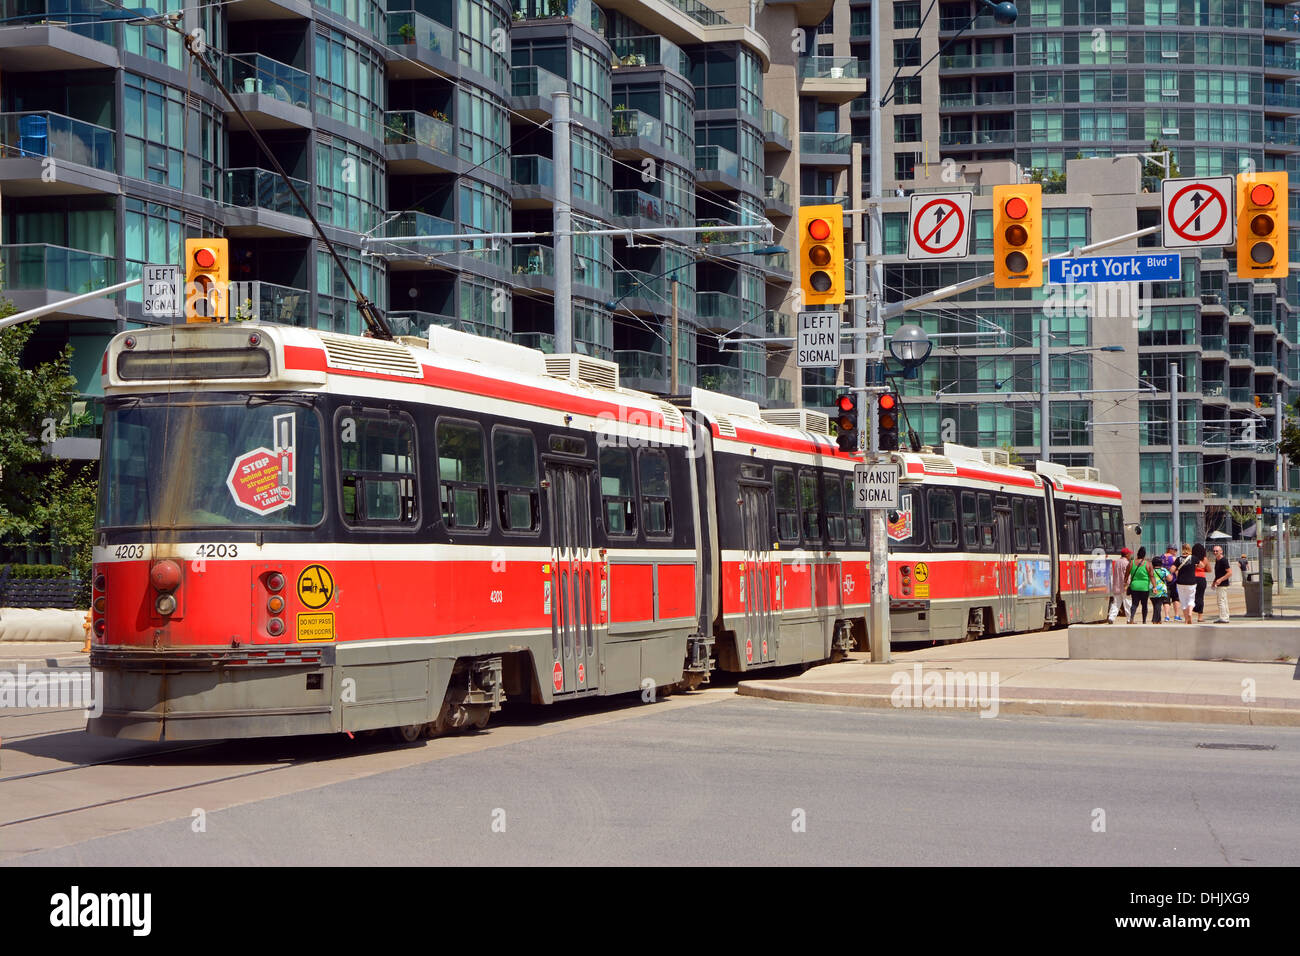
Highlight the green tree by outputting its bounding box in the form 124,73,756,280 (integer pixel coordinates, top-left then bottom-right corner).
1143,139,1181,179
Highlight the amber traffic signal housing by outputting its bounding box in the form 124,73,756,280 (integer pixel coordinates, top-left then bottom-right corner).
799,204,845,307
993,184,1042,289
1236,171,1287,280
185,237,230,322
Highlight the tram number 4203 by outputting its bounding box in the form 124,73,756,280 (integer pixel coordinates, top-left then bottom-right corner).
195,544,239,558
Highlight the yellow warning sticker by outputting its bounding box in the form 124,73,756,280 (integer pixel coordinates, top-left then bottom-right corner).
296,611,334,642
914,582,930,599
297,564,334,609
913,562,930,583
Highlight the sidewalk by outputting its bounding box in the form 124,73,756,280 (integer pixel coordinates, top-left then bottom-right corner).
0,641,89,668
738,629,1300,726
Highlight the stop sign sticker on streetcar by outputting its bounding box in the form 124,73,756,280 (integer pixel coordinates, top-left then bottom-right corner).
553,661,564,693
227,447,294,514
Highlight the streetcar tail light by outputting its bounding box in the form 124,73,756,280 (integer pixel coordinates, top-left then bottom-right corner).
93,572,106,592
267,594,285,614
266,571,285,592
150,559,182,593
93,618,106,637
93,595,106,613
267,617,285,637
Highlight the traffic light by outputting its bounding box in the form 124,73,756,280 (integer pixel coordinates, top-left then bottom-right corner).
1236,171,1287,280
877,392,900,452
993,183,1042,289
799,204,845,307
834,392,857,453
185,237,229,323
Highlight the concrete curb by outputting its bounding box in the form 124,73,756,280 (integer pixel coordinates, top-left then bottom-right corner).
736,681,1300,727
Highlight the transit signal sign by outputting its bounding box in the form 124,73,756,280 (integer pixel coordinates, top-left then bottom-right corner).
853,461,900,510
1161,176,1234,249
906,192,972,260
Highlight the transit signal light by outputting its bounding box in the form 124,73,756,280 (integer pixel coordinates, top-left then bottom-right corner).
185,237,229,322
877,392,900,452
799,204,845,307
835,392,858,453
992,183,1042,289
1236,171,1287,280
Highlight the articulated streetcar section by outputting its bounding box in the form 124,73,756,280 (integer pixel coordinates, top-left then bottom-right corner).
88,323,1122,742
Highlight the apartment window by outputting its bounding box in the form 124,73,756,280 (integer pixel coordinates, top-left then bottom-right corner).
894,151,921,181
895,77,922,104
894,114,922,143
894,39,921,67
314,27,384,138
894,1,921,29
458,0,509,86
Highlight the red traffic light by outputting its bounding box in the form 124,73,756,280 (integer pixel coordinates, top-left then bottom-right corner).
193,247,217,269
1004,197,1029,220
879,393,896,410
808,218,832,241
1250,183,1275,206
837,395,855,412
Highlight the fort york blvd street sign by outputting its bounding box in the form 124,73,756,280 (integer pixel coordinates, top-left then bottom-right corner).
1048,253,1181,284
906,192,973,260
1161,176,1235,249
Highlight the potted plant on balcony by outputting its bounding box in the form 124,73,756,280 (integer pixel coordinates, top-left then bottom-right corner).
512,9,524,21
397,22,416,43
233,299,258,323
429,109,449,123
385,113,410,143
547,0,565,17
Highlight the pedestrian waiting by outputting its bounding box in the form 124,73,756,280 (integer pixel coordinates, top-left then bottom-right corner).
1127,547,1152,623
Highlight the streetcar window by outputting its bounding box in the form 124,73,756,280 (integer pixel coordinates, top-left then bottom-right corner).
1028,499,1042,550
493,427,539,533
843,477,865,546
824,476,846,544
599,447,637,535
550,435,587,456
639,449,673,537
340,414,419,526
961,492,978,549
740,463,764,480
436,419,487,530
1081,504,1096,550
774,468,799,542
1013,498,1027,550
799,472,821,539
929,488,957,548
978,494,994,550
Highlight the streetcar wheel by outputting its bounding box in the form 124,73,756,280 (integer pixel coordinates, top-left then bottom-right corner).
390,724,424,743
471,708,490,730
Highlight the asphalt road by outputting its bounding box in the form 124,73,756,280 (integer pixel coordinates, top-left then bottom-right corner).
8,695,1300,866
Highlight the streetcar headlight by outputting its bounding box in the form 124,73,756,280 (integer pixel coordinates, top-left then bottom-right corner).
155,593,177,616
150,559,182,593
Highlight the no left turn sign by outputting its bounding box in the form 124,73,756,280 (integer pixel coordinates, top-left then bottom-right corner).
907,192,973,260
1161,176,1235,249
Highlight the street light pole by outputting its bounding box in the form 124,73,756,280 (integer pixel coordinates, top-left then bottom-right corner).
1170,361,1180,544
1040,315,1050,462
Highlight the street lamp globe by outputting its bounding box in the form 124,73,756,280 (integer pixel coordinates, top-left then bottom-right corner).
889,324,932,379
982,0,1018,25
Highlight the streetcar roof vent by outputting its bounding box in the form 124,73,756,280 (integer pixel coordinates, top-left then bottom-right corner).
942,442,987,464
544,354,620,390
980,447,1011,468
918,454,958,474
690,387,761,421
1066,466,1102,482
759,409,831,435
427,326,547,377
656,401,685,430
714,415,738,437
320,333,423,378
1034,460,1071,482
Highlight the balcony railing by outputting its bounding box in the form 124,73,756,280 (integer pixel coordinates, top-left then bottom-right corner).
940,93,975,107
1204,382,1226,397
1202,334,1226,351
698,364,762,401
511,64,568,99
0,111,114,171
1264,92,1300,109
660,0,727,27
1264,129,1300,146
765,311,792,337
1264,52,1300,69
1204,481,1228,498
803,385,840,409
974,128,1016,144
799,194,850,207
511,0,608,31
379,211,457,253
511,154,555,188
1230,483,1255,498
940,52,1016,69
798,57,861,80
767,376,793,407
1229,386,1251,403
799,131,851,154
764,176,791,206
243,280,310,326
385,309,459,337
1256,351,1276,367
224,53,310,106
695,144,739,178
615,349,667,382
975,90,1015,106
1229,342,1252,360
387,10,452,56
0,0,119,42
0,243,114,292
609,35,688,75
763,108,791,140
384,110,453,153
939,130,973,146
225,167,308,216
612,108,662,143
613,189,663,223
512,244,554,276
514,331,557,353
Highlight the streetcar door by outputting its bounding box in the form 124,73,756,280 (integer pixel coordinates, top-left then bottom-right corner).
738,482,776,665
994,503,1015,632
547,463,597,695
1062,511,1084,622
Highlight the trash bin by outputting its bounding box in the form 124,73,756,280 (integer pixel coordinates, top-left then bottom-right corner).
1243,580,1262,617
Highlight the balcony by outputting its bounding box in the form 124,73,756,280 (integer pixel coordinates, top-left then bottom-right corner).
613,188,663,223
764,175,791,205
973,128,1015,145
385,309,460,337
1230,483,1255,498
1229,386,1252,403
1256,350,1277,368
939,130,973,147
797,57,866,102
387,10,452,62
384,109,456,175
511,0,609,32
223,53,311,129
803,385,840,409
799,194,850,207
514,331,557,353
698,364,763,403
0,111,115,192
766,376,794,408
612,108,662,144
1202,333,1227,352
799,131,852,161
241,280,310,327
609,35,687,76
225,167,309,219
1264,91,1300,110
1264,129,1300,146
1229,342,1252,361
615,349,668,392
511,64,567,99
0,242,113,292
1203,481,1228,498
940,52,1015,69
0,0,122,70
511,154,554,189
512,244,554,277
765,311,793,338
695,144,741,187
378,211,458,262
763,108,792,149
697,291,759,333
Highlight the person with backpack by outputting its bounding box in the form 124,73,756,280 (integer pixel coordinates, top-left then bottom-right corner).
1127,547,1152,623
1150,554,1171,622
1193,542,1209,622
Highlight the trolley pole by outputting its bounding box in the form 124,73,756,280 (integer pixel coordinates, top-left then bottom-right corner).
1276,399,1284,596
